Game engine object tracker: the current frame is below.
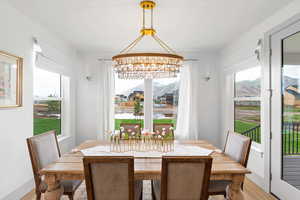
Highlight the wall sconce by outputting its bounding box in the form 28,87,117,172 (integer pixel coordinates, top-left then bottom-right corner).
204,67,211,81
33,37,42,53
86,76,92,81
255,39,263,61
204,76,211,81
85,64,93,81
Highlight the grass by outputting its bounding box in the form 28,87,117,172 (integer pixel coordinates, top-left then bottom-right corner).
115,119,176,130
235,120,261,143
34,118,61,136
235,120,300,154
234,120,258,134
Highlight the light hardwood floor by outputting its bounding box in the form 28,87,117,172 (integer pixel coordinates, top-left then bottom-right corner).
22,178,277,200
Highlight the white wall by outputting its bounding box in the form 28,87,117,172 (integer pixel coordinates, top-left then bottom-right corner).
0,1,81,199
76,51,221,146
218,0,300,191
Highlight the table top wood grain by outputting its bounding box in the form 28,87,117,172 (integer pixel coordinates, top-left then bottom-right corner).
40,140,251,179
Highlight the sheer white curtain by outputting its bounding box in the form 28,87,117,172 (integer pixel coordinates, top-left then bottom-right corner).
97,61,115,140
176,61,201,140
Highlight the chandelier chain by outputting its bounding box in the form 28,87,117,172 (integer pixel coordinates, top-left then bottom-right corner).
151,8,153,29
152,35,176,54
143,8,145,29
120,35,144,54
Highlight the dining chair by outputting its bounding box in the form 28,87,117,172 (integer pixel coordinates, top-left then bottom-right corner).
153,123,174,138
120,123,142,138
83,156,143,200
208,131,252,196
152,156,213,200
27,131,82,200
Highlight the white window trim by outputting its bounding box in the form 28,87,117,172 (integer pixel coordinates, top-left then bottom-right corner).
60,76,71,138
227,61,263,150
34,71,71,138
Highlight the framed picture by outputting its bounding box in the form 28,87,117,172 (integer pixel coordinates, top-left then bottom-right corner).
0,51,23,108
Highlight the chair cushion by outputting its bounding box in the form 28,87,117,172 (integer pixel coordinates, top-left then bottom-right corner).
31,132,60,169
224,133,251,164
208,180,232,193
61,180,82,193
152,180,161,200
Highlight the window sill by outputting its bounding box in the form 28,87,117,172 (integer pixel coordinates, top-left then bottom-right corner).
250,145,264,158
57,135,71,143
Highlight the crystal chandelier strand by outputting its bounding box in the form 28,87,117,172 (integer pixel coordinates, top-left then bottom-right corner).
112,1,184,80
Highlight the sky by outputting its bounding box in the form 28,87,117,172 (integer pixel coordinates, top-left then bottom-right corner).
284,65,300,79
235,66,261,82
34,65,300,97
34,67,60,98
115,73,180,94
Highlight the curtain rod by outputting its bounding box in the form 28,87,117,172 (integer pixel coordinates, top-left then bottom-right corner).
98,58,199,61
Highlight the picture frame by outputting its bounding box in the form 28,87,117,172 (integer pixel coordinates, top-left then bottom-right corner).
0,50,23,108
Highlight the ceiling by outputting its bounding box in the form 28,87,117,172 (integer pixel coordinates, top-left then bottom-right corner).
6,0,294,54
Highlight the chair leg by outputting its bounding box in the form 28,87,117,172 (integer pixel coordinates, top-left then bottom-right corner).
67,193,74,200
35,190,41,200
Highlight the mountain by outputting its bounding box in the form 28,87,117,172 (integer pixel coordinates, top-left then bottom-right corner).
153,81,179,97
235,75,300,97
120,81,180,97
283,76,299,89
122,85,144,96
235,79,260,97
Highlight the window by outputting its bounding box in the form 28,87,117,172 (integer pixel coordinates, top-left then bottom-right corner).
34,68,62,135
153,77,180,127
114,76,144,130
114,73,180,131
234,67,261,143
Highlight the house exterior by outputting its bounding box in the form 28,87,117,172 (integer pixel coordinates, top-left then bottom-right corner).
284,85,300,107
128,91,144,102
158,93,174,105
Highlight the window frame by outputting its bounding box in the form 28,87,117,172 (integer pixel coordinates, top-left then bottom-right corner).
231,65,262,148
33,69,69,137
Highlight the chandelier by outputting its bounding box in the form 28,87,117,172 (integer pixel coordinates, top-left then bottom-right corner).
112,0,184,79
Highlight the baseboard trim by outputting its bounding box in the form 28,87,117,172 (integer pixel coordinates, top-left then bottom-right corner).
246,173,266,191
1,179,34,200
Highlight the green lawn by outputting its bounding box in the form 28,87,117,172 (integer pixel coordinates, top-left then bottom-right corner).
235,120,261,143
34,118,61,135
115,119,176,130
235,120,300,154
234,120,258,133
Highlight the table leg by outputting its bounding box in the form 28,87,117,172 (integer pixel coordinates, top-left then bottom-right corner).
226,174,245,200
44,174,64,200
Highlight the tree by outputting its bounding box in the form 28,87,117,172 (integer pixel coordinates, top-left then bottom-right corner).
134,98,143,116
47,100,61,113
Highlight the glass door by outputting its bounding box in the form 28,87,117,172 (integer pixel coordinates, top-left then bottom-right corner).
271,20,300,199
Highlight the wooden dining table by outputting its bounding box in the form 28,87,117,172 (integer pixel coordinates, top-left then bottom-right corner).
40,140,251,200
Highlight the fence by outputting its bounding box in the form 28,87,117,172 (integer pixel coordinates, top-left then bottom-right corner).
241,125,261,143
283,122,300,155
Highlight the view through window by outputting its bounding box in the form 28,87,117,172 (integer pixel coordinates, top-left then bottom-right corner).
114,77,144,130
234,67,261,143
34,68,62,135
114,74,180,131
153,77,180,127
